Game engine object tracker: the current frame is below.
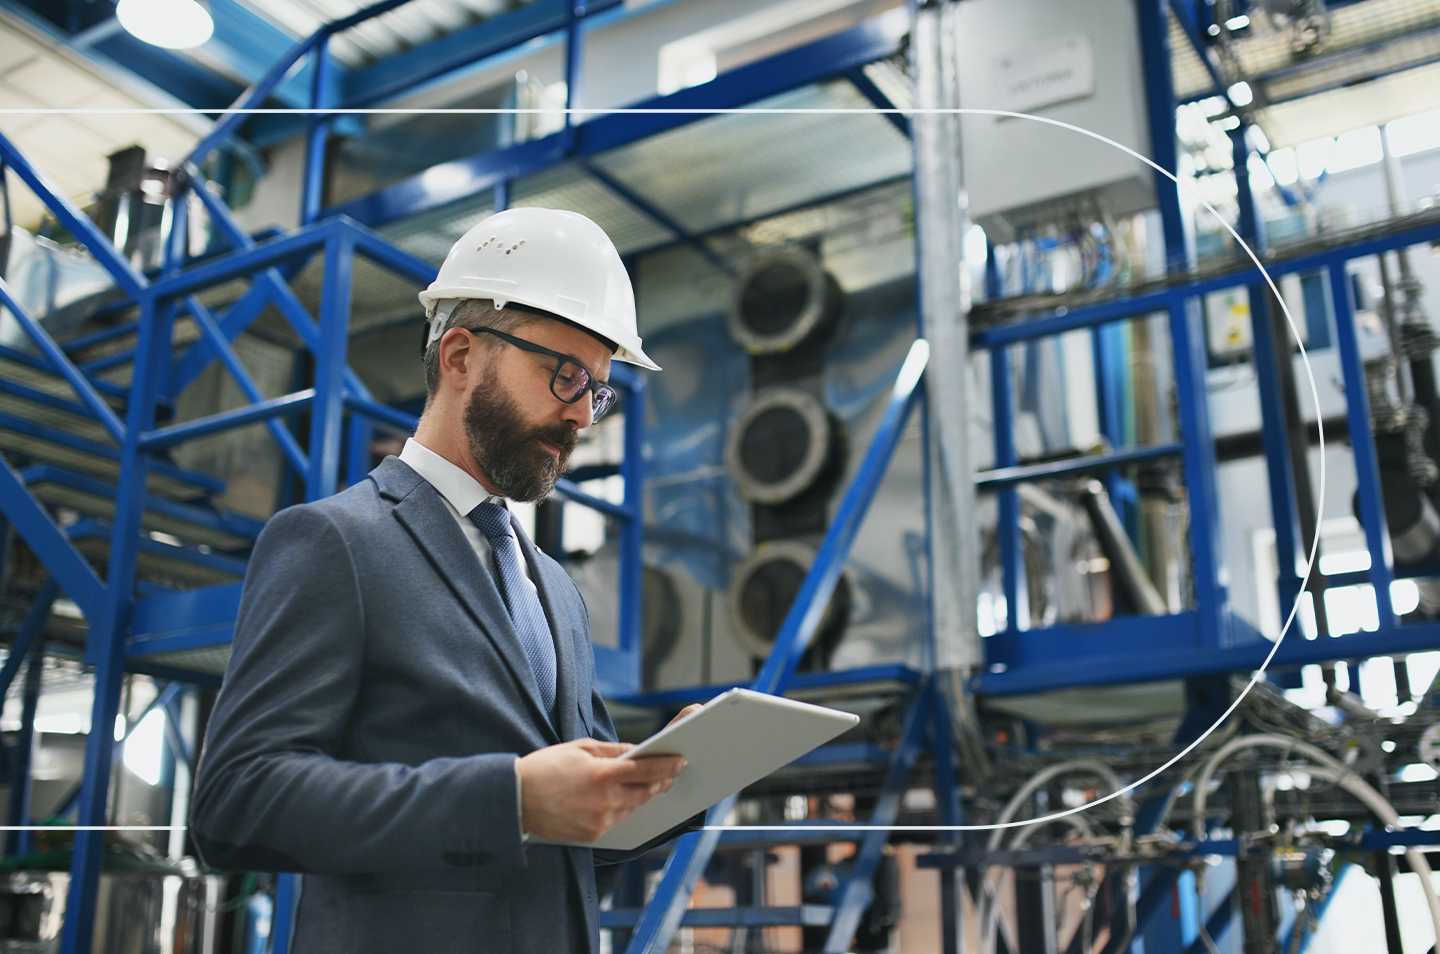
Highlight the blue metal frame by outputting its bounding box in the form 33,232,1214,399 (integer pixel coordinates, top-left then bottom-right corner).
0,0,1433,948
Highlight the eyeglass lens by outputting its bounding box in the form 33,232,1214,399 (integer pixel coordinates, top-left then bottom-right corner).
552,360,617,419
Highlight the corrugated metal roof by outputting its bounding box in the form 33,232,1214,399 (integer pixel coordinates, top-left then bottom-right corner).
235,0,534,68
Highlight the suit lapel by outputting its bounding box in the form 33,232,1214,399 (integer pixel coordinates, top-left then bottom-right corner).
513,527,584,742
383,462,559,743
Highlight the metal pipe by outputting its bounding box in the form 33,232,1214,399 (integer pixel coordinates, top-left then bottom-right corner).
1081,480,1167,615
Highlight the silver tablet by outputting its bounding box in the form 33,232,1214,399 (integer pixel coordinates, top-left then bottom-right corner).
577,687,860,851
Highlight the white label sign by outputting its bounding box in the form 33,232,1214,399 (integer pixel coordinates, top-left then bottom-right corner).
986,33,1095,113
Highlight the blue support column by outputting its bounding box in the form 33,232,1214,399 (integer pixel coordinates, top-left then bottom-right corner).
991,346,1022,631
929,691,964,954
6,581,54,858
1328,263,1398,626
272,873,300,954
300,36,336,225
306,231,354,501
346,416,373,488
562,0,586,150
1090,321,1134,531
1231,125,1305,626
616,374,646,691
60,285,173,954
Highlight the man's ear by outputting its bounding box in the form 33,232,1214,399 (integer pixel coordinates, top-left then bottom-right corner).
439,327,475,390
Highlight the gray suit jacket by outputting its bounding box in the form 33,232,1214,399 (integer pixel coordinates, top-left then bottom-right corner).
191,457,677,954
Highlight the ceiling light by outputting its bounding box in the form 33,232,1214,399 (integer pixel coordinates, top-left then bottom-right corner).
116,0,214,50
1225,14,1251,30
1227,81,1254,107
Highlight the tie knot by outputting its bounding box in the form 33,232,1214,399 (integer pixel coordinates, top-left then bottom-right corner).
468,501,513,542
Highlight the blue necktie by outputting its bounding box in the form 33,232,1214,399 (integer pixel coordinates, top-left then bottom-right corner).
468,502,558,716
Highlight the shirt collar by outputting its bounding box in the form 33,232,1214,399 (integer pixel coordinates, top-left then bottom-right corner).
399,437,505,516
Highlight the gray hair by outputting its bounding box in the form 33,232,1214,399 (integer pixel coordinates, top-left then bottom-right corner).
422,299,535,398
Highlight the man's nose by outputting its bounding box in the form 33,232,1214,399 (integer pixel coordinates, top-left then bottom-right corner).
560,396,593,430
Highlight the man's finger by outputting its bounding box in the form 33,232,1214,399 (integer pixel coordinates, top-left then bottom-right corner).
578,739,633,758
603,755,685,784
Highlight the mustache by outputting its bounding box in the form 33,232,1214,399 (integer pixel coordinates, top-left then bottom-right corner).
531,424,578,456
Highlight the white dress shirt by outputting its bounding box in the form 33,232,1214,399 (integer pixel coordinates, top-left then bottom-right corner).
397,437,541,838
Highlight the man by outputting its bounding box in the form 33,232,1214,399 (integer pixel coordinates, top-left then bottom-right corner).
191,207,699,954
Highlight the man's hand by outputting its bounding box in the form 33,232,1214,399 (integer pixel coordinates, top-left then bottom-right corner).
516,739,686,843
668,703,704,727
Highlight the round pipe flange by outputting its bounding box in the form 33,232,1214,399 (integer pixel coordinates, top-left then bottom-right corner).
727,540,850,660
726,246,840,355
725,387,836,505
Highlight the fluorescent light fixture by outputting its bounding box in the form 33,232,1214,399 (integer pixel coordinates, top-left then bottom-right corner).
1225,13,1251,30
116,0,214,50
1227,81,1254,107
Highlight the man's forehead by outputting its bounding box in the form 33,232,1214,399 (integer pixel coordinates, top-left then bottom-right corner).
517,311,614,373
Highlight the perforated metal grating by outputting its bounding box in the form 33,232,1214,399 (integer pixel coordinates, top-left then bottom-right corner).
1167,0,1440,146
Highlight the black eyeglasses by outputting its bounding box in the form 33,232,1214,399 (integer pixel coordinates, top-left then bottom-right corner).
473,328,618,421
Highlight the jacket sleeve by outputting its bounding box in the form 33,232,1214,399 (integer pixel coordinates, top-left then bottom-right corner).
189,504,525,875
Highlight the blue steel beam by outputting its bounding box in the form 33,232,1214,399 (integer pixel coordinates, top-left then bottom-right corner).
346,221,439,285
79,349,136,376
1182,890,1234,954
307,231,354,500
580,161,734,276
971,215,1440,348
138,390,316,452
612,369,647,692
168,282,273,399
204,0,327,108
144,222,331,302
990,347,1022,630
300,35,338,226
976,614,1440,695
1328,263,1397,626
185,185,379,405
181,298,309,477
60,286,174,954
845,67,911,139
0,580,56,703
0,455,105,619
1232,124,1306,633
161,693,194,774
62,321,139,355
342,394,419,434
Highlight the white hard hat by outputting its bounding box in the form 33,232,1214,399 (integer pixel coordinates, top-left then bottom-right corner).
418,207,660,371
